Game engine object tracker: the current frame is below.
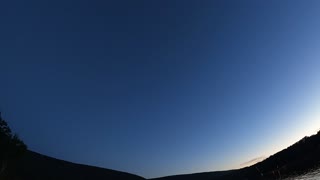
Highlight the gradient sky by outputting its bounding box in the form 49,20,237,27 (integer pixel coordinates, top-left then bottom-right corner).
1,0,320,178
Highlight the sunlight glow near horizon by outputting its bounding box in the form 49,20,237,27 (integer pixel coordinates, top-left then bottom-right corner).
201,108,320,173
248,103,320,170
2,1,320,178
222,88,320,171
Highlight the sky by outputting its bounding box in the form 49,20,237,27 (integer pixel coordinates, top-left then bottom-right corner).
1,0,320,178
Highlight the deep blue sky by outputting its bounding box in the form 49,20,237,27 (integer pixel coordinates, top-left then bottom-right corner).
1,0,320,178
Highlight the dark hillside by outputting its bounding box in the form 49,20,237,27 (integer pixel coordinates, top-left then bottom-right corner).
250,131,320,179
151,131,320,180
0,113,145,180
151,170,237,180
15,150,145,180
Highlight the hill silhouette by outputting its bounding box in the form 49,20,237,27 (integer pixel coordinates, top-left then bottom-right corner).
1,112,320,180
151,131,320,180
14,150,145,180
0,113,144,180
12,132,320,180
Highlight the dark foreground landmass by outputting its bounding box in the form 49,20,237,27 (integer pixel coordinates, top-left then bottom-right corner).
2,125,320,180
14,150,145,180
152,131,320,180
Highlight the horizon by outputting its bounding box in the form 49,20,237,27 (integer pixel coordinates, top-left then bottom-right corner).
1,0,320,178
23,129,320,179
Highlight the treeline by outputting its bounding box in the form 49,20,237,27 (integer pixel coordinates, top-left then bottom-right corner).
0,112,27,179
152,131,320,180
255,130,320,178
227,130,320,180
0,113,145,180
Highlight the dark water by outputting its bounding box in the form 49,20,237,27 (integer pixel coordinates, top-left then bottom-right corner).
284,168,320,180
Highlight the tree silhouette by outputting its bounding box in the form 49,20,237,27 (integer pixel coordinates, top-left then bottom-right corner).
0,112,27,178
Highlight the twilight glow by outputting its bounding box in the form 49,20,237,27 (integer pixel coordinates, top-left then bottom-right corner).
1,0,320,178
